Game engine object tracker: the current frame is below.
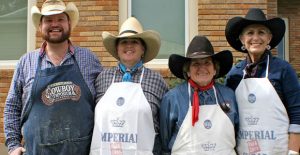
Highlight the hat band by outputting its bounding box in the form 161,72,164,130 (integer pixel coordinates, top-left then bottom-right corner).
119,30,138,36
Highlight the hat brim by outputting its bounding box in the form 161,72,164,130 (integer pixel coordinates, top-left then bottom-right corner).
169,50,233,79
31,2,79,30
225,17,285,53
102,30,161,63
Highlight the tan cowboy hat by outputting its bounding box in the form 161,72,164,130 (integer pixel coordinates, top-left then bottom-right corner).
225,8,285,53
102,17,161,63
169,35,233,79
31,0,79,30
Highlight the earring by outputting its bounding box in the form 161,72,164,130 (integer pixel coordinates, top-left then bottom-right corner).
266,45,271,50
241,45,246,51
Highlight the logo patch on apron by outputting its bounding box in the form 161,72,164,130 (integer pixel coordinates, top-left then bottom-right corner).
248,93,256,103
203,120,212,129
116,97,125,106
41,81,81,105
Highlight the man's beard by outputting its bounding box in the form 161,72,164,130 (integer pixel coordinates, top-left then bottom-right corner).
42,29,71,43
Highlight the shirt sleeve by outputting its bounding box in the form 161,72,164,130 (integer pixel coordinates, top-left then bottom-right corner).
281,63,300,132
160,92,175,155
4,61,24,152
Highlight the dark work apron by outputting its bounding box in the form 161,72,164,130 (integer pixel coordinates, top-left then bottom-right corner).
22,55,94,155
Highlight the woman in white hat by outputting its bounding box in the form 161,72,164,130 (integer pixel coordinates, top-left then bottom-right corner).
89,17,168,155
160,35,238,155
225,8,300,155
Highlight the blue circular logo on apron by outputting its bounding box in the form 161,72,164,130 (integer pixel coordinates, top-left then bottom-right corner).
203,120,212,129
116,97,125,106
248,93,256,103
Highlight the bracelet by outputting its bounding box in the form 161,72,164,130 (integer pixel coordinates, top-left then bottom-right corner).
288,150,300,155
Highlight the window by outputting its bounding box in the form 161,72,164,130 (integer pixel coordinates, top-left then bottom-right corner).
0,1,35,69
119,0,198,67
277,18,289,61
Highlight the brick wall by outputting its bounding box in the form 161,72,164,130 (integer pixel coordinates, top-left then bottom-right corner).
198,0,269,63
0,69,14,145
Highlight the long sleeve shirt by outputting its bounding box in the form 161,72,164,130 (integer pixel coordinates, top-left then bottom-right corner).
4,42,103,152
94,66,169,155
160,82,239,154
225,52,300,133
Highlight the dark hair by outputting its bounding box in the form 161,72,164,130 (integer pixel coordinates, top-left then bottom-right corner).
116,38,147,51
182,57,220,80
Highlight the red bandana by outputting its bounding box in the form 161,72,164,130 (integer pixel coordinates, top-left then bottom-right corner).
188,79,214,126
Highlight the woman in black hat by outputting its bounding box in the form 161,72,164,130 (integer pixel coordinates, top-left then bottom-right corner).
225,8,300,155
160,35,238,155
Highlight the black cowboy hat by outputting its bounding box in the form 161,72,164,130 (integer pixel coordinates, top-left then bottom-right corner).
168,35,233,79
225,8,286,53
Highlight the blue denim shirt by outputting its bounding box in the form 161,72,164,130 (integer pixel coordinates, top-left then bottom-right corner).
225,52,300,133
160,81,239,154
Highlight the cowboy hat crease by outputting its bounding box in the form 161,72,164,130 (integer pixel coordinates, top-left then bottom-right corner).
31,0,79,30
169,35,233,79
102,17,161,63
225,8,286,53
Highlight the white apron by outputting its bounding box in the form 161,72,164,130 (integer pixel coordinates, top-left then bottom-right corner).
90,68,156,155
171,84,236,155
235,55,289,155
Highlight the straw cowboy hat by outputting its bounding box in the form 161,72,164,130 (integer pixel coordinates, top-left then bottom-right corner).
31,0,79,30
225,8,286,53
169,35,233,79
102,17,161,63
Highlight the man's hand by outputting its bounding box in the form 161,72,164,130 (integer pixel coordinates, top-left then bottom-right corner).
9,147,26,155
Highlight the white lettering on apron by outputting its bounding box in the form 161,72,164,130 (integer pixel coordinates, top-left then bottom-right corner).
171,85,236,155
90,68,155,155
235,55,289,155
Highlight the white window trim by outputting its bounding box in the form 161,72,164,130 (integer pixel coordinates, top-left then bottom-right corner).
0,1,36,69
119,0,198,69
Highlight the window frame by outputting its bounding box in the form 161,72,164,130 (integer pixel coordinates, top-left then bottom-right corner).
119,0,198,68
0,1,36,69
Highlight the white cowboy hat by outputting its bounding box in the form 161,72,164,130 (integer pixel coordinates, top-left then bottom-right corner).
102,17,161,63
31,0,79,30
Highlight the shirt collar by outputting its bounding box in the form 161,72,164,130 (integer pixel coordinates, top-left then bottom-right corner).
39,40,75,57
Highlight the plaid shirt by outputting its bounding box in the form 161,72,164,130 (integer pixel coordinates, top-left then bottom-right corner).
4,42,103,152
95,66,169,133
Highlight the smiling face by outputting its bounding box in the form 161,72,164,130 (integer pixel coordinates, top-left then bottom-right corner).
239,24,272,62
187,57,216,86
116,38,145,68
40,13,71,44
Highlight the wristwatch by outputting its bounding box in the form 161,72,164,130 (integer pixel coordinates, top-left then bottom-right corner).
288,150,300,155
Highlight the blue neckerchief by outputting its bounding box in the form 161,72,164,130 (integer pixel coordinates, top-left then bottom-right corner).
118,60,143,82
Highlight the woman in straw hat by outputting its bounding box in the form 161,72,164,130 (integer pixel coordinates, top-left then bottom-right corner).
225,8,300,155
89,17,168,155
160,35,238,155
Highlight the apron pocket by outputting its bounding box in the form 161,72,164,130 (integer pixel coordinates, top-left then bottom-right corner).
39,134,92,155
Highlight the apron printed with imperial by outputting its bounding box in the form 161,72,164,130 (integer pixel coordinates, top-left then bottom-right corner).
90,68,156,155
22,55,94,155
235,55,289,155
171,84,236,155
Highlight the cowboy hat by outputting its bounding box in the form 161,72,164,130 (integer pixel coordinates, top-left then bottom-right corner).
169,35,233,79
31,0,79,30
102,17,161,63
225,8,285,53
